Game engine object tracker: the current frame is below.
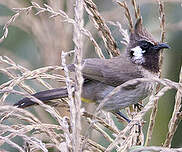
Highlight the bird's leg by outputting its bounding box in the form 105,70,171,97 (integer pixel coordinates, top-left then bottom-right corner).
134,103,144,111
116,111,131,123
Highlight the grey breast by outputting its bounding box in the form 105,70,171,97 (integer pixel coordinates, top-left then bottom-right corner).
99,80,154,111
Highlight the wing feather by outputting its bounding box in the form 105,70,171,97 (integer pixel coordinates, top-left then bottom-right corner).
68,55,143,87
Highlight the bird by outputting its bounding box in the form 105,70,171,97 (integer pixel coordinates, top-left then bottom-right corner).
14,18,170,122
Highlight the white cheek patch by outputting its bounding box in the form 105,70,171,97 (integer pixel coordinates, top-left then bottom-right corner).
131,46,145,64
131,46,145,59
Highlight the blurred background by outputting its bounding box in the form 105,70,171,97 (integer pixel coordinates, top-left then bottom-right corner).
0,0,182,151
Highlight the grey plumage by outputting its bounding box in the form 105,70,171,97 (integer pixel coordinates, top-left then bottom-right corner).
14,18,170,115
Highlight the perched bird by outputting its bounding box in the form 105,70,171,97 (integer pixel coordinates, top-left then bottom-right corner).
14,18,170,121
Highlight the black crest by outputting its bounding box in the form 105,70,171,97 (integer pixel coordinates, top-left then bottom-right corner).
127,18,169,73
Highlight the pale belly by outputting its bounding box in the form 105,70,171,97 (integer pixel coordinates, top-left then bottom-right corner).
82,80,154,111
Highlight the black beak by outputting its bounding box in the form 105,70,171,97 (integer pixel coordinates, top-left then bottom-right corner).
155,43,170,50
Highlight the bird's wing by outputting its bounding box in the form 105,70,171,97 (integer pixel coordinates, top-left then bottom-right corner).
68,56,143,87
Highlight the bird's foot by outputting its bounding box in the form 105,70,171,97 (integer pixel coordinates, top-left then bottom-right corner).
134,103,144,111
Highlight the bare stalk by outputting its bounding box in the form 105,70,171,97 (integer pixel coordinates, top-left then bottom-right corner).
84,0,120,57
116,1,134,31
163,66,182,147
131,145,182,152
131,0,140,19
145,0,166,146
72,0,84,151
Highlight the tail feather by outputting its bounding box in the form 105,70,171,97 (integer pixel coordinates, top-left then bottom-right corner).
14,88,68,108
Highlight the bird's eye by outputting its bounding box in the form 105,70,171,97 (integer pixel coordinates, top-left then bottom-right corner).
139,41,152,50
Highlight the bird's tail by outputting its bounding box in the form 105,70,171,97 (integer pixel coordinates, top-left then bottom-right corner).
14,88,68,108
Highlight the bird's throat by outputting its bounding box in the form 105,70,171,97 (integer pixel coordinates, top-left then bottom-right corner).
141,53,160,73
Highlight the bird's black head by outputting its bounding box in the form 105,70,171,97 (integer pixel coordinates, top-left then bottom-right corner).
128,18,170,73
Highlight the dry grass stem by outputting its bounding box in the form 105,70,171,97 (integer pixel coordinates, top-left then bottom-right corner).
61,51,75,151
71,0,84,151
0,106,67,151
145,0,166,146
163,66,182,147
0,136,25,152
1,2,103,61
32,1,105,59
0,56,64,105
132,0,140,19
84,0,120,57
131,146,182,152
88,119,114,143
0,93,71,151
116,1,134,31
0,6,33,43
113,1,148,147
96,76,181,116
107,21,130,46
81,27,104,58
83,111,120,135
86,138,106,151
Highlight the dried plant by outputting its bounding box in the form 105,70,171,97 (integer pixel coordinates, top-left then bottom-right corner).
145,0,166,146
84,0,120,57
0,0,181,152
116,0,134,31
163,66,182,147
